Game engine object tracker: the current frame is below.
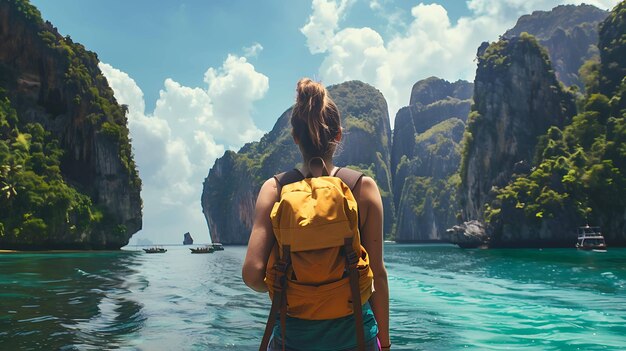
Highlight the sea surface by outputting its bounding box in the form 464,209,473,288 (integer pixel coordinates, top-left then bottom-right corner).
1,244,625,350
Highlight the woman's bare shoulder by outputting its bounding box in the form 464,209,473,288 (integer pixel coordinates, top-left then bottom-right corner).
360,176,380,195
256,177,279,204
360,176,377,188
354,176,382,205
260,177,278,194
262,177,277,189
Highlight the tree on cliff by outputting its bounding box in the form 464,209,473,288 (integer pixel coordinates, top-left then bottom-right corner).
0,0,142,249
0,94,101,245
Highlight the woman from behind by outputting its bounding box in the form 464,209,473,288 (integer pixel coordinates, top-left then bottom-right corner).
242,78,390,351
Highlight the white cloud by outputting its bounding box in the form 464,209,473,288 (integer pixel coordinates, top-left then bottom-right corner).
302,0,621,126
300,0,355,54
369,0,381,11
243,42,263,58
204,55,268,147
99,55,268,244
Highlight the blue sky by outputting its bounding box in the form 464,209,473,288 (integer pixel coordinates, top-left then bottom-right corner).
32,0,481,131
30,0,619,244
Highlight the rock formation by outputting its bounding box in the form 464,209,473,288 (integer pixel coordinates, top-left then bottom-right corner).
202,81,393,244
409,76,473,106
391,77,471,242
593,0,626,244
183,232,194,245
460,34,576,225
0,1,141,249
598,2,626,100
445,220,489,248
457,34,579,247
503,4,609,89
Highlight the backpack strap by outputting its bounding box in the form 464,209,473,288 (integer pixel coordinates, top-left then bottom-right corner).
338,169,366,351
259,245,292,351
274,169,305,186
335,167,364,232
274,169,305,198
334,167,364,191
344,237,366,350
274,167,363,190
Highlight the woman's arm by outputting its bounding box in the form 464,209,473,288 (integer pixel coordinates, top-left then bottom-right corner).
242,178,278,292
356,177,390,347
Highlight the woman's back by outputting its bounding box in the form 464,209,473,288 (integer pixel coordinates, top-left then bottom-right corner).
242,78,390,351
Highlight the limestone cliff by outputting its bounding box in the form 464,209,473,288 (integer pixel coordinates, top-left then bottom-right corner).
598,1,626,99
594,0,626,243
479,1,626,247
202,81,393,244
391,82,471,196
391,77,471,241
0,1,141,249
394,119,465,241
459,34,576,246
409,77,473,106
503,4,608,89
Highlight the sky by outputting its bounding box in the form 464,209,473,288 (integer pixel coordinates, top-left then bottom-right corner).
30,0,620,245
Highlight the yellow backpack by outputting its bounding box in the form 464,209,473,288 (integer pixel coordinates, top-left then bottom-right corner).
260,163,374,351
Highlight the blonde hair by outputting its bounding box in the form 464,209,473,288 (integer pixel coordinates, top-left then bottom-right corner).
291,78,341,159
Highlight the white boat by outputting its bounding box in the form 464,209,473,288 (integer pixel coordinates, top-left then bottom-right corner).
576,225,607,251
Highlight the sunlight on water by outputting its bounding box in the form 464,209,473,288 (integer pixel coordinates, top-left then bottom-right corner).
1,245,625,350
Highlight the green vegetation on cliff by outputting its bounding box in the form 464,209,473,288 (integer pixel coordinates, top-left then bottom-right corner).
3,0,139,186
599,1,626,98
460,32,575,225
458,29,582,247
7,0,41,25
390,76,472,242
0,95,104,245
394,116,465,241
0,0,142,248
483,2,626,245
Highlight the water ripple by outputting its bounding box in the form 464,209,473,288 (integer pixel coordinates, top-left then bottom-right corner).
1,245,625,350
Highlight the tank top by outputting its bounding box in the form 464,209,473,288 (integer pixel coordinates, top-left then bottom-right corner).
271,302,379,351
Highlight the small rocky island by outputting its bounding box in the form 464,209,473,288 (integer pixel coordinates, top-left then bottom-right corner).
183,232,194,245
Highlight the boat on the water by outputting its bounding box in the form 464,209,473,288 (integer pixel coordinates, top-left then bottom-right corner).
143,246,167,253
576,225,607,251
190,245,214,254
211,243,224,251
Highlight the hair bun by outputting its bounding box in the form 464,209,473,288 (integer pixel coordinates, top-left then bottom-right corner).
296,78,325,105
291,78,340,157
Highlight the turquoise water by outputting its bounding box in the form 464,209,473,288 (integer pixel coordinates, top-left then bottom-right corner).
1,244,625,350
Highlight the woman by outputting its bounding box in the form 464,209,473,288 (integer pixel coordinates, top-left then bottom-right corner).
242,78,390,351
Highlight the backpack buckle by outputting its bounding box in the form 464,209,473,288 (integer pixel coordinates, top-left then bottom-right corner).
274,261,289,273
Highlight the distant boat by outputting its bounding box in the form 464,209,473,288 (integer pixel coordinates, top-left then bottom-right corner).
143,246,167,253
576,225,607,251
190,245,214,254
211,243,224,251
